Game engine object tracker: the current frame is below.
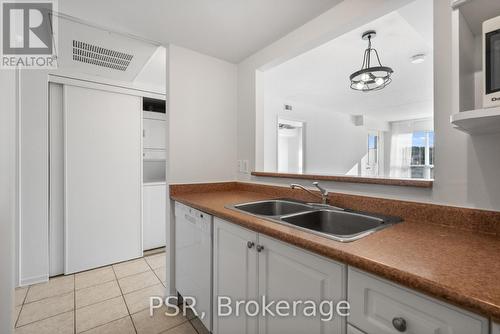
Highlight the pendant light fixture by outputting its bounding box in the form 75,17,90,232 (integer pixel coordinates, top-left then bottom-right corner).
349,30,393,92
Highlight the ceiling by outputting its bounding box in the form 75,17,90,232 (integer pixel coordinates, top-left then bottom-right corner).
264,0,434,122
59,0,342,63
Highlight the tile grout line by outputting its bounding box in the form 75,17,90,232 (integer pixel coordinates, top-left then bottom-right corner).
145,261,160,282
21,275,75,306
75,278,116,291
14,254,165,333
158,318,194,334
78,315,132,334
14,310,74,330
188,318,203,334
22,289,74,306
144,253,202,334
111,264,138,334
144,254,166,287
15,291,75,328
14,286,30,328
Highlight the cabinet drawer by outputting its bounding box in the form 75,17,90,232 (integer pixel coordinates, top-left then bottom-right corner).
493,322,500,334
348,267,488,334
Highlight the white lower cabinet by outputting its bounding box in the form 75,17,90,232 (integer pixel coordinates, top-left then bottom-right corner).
257,235,346,334
201,214,492,334
143,183,166,250
213,218,258,334
493,322,500,334
348,267,489,334
213,218,346,334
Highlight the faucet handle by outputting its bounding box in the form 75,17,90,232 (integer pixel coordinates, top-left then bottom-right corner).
312,182,328,195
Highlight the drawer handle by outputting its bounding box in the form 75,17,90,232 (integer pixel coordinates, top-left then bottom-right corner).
392,317,407,332
247,241,255,249
256,245,264,252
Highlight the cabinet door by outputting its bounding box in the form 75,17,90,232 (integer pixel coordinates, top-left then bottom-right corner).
143,119,166,149
493,322,500,334
213,218,258,334
64,85,142,273
143,184,166,250
257,235,346,334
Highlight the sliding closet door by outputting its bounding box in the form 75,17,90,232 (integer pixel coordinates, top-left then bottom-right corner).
64,85,142,274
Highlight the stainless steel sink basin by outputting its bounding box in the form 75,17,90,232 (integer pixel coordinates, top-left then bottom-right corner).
281,210,386,242
227,199,401,242
233,200,312,216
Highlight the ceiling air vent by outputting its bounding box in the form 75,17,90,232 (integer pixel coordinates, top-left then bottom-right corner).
72,40,133,71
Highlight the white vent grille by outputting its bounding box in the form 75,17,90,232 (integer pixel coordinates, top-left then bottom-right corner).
72,40,133,71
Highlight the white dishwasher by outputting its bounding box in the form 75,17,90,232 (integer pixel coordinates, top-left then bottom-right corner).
175,202,212,331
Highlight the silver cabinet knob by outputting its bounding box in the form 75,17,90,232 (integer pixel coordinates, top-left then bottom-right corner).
256,245,264,252
247,241,255,249
392,317,407,332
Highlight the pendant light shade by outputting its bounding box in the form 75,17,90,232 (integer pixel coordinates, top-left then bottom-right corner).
349,30,393,92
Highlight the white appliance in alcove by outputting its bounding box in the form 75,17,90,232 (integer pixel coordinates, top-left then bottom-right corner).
49,79,166,276
142,100,167,251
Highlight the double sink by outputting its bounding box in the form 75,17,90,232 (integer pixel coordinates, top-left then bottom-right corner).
228,199,402,242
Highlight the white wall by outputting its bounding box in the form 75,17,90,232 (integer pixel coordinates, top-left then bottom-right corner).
263,98,371,175
168,45,238,183
134,46,167,94
1,69,16,333
18,70,50,286
238,0,500,210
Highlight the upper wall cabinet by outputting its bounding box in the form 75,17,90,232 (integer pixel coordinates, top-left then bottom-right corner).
450,0,500,134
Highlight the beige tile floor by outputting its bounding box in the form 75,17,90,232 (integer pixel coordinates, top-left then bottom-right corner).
13,251,202,334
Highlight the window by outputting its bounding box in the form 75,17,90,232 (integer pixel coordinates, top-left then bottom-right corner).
367,133,378,166
410,131,434,178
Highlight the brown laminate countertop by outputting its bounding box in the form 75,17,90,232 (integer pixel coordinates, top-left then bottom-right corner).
171,186,500,322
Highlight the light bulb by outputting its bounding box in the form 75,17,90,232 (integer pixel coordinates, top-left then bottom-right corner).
360,73,370,82
375,77,384,86
355,82,365,90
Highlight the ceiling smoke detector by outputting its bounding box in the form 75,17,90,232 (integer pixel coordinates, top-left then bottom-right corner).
410,54,426,64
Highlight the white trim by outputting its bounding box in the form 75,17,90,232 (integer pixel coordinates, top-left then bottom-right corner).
62,85,69,274
20,274,49,287
16,69,22,288
140,102,144,256
49,74,166,99
450,0,473,9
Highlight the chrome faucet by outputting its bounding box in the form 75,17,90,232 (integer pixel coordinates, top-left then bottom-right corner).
290,182,329,205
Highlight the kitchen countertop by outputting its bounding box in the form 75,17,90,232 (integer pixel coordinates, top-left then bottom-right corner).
171,186,500,322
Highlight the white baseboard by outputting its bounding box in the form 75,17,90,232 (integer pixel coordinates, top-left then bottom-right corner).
20,274,48,287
